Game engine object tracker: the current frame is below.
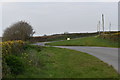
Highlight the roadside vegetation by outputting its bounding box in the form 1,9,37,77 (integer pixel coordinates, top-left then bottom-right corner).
2,21,119,78
46,33,120,48
1,40,26,78
2,43,119,78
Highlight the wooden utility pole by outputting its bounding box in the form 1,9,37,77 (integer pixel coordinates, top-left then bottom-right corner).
97,21,101,35
109,22,111,34
98,21,101,35
102,14,104,34
97,24,99,33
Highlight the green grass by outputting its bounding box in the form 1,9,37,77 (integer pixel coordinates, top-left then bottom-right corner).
14,45,118,78
46,36,119,48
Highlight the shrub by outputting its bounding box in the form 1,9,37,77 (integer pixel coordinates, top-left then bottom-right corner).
1,40,26,77
5,55,25,75
1,40,25,56
2,58,11,78
99,32,120,42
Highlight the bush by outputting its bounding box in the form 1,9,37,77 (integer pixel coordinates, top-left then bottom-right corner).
1,40,26,77
5,55,25,75
99,32,120,42
1,40,25,56
2,58,11,78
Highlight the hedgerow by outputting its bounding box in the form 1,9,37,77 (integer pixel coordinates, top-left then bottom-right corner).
1,40,26,78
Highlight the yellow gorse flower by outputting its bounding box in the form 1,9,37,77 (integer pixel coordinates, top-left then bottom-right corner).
1,40,25,55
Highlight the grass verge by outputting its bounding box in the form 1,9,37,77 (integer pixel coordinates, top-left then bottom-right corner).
12,45,119,78
46,36,119,48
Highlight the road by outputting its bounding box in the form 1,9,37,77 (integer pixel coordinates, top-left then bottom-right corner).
34,42,119,73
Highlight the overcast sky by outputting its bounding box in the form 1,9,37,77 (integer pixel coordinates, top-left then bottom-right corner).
0,0,119,2
0,2,118,36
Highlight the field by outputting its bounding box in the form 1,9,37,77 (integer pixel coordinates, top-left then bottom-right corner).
46,36,119,48
30,32,98,42
3,45,118,78
30,31,119,42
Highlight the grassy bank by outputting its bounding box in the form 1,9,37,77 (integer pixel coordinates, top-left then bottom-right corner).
46,36,119,48
7,45,118,78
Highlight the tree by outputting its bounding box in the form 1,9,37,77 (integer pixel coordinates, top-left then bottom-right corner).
3,21,35,41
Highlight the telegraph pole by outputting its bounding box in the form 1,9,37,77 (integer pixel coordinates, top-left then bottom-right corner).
109,22,111,34
102,14,104,34
97,24,99,33
98,21,101,35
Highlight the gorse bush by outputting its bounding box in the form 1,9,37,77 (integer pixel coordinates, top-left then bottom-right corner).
1,40,26,78
2,58,11,77
5,55,25,75
99,32,120,42
1,40,25,56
